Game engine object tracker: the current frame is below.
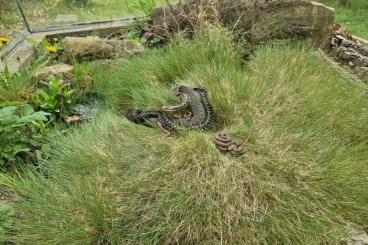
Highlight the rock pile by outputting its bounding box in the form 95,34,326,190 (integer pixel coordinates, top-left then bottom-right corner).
330,25,368,82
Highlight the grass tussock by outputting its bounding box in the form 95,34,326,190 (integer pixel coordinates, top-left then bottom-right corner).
1,27,368,244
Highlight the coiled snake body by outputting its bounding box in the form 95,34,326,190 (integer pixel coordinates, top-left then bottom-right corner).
126,85,214,132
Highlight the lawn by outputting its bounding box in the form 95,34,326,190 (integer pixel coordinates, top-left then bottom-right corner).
1,26,367,244
315,0,368,39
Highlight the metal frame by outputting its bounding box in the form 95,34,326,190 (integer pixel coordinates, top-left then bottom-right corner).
15,0,31,32
0,30,30,60
1,0,147,60
15,0,145,34
30,16,145,33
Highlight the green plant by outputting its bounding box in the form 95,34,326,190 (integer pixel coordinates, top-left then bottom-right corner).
131,0,156,15
126,24,144,42
34,77,75,121
64,0,92,6
0,67,35,103
126,24,163,47
0,104,50,168
0,203,15,243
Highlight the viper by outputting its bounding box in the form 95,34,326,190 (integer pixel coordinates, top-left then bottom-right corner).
126,85,214,133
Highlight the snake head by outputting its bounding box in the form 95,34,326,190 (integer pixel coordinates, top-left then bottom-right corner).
125,109,144,123
176,85,194,95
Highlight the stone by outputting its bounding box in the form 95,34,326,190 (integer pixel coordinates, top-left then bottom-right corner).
34,63,74,82
343,230,368,245
62,36,144,62
151,0,335,48
329,25,368,82
5,41,36,74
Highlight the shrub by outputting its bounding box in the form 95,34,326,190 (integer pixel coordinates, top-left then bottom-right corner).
0,105,50,169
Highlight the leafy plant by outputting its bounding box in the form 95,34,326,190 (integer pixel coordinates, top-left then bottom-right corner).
0,203,15,243
127,24,163,47
127,24,144,42
0,105,50,168
34,78,75,121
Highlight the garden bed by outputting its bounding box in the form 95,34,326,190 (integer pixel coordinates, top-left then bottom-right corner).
0,0,368,244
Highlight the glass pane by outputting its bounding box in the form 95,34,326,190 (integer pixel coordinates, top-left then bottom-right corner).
0,1,26,48
18,0,172,30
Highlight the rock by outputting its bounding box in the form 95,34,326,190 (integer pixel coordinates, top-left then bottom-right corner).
6,41,36,74
151,0,335,48
329,25,368,82
62,36,144,62
343,230,368,245
34,63,74,82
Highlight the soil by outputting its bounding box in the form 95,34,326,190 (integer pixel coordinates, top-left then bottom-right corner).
0,185,15,203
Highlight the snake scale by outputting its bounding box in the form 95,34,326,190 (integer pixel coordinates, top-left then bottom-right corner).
126,85,214,132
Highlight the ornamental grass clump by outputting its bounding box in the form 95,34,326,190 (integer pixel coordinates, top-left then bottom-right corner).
0,27,367,244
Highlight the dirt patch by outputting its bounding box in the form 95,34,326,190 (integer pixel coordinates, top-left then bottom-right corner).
0,185,15,203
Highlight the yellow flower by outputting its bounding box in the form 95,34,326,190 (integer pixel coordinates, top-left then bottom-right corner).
0,37,12,44
46,45,58,53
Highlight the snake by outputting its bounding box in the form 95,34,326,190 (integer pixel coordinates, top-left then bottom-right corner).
126,85,214,132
